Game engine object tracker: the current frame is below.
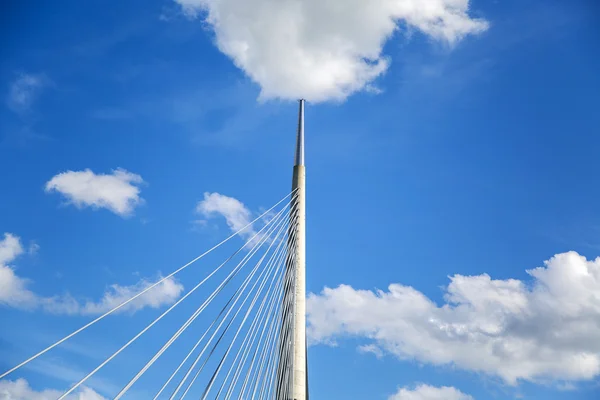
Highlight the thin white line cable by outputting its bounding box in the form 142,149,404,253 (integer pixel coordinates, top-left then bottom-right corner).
220,227,296,400
282,197,301,399
152,208,293,400
283,245,298,400
151,225,281,400
0,190,297,381
198,245,285,400
200,213,298,400
250,301,281,400
257,301,284,400
255,254,289,400
57,199,293,400
220,262,283,400
277,237,298,400
174,214,292,400
251,238,293,400
152,315,215,400
274,217,299,399
261,229,297,400
220,230,296,399
237,265,285,399
175,216,292,400
150,220,287,400
219,215,297,399
247,251,290,399
112,203,293,399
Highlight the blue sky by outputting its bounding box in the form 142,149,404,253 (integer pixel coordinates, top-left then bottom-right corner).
1,0,600,399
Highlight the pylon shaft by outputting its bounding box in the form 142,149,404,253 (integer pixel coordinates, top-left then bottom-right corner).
290,163,306,400
276,100,307,400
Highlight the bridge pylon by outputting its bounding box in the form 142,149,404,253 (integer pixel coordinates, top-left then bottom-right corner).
276,99,307,400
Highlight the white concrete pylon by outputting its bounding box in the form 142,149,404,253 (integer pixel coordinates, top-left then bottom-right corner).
277,99,307,400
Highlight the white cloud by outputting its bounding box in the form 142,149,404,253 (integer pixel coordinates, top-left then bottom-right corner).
6,73,46,114
45,168,144,217
389,384,473,400
357,343,384,358
173,0,488,102
0,233,24,265
28,242,40,255
196,192,256,238
0,233,38,309
42,276,184,316
0,378,106,400
0,233,184,316
307,251,600,385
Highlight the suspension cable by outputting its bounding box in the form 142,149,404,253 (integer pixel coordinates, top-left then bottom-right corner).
220,225,297,400
57,197,294,399
218,227,296,399
173,212,293,400
0,190,297,381
112,202,294,399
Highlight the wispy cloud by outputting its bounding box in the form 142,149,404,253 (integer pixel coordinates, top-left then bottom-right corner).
0,378,106,400
173,0,488,102
389,384,473,400
6,73,47,115
40,275,184,316
0,233,184,316
28,242,40,255
45,168,145,217
357,344,384,359
308,251,600,385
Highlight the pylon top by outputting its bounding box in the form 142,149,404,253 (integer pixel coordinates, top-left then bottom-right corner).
294,99,305,166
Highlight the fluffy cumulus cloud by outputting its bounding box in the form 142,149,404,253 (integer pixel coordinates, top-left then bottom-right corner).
389,384,473,400
0,233,184,316
0,378,105,400
307,251,600,385
0,233,38,309
45,168,144,217
173,0,488,102
6,73,46,114
196,192,256,238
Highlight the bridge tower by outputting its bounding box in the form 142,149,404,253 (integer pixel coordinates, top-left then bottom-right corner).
276,99,307,400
